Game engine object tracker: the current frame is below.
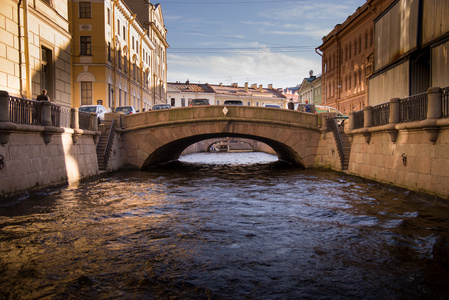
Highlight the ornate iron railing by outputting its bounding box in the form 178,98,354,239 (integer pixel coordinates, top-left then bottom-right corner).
371,102,390,127
78,111,92,130
399,92,427,123
8,96,41,125
442,87,449,118
353,110,364,129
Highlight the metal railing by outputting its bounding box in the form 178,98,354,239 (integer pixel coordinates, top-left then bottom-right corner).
371,102,390,127
353,110,364,129
399,92,427,123
443,87,449,118
7,95,97,131
9,96,41,125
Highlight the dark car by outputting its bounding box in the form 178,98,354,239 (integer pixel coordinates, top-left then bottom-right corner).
152,104,171,110
223,100,244,105
189,98,210,106
115,106,137,115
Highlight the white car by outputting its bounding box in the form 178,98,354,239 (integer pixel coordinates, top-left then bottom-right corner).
79,105,108,123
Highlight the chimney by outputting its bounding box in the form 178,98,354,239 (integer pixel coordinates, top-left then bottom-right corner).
219,82,223,87
232,82,238,88
268,84,273,90
251,83,257,89
259,84,263,92
244,82,248,92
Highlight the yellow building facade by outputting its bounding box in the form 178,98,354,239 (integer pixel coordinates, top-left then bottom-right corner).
70,0,168,111
0,0,72,105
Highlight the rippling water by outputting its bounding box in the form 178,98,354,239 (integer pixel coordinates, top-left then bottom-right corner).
1,152,449,299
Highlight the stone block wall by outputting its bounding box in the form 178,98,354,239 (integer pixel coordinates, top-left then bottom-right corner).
348,127,449,198
0,129,99,197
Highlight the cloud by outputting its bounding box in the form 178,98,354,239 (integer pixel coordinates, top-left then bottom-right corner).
168,51,322,88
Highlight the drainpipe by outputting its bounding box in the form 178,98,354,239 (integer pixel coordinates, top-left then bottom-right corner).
127,14,136,108
315,47,326,106
112,0,120,111
139,29,147,110
20,0,32,99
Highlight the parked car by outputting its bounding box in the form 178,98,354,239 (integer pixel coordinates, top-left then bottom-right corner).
223,100,243,105
79,104,108,123
189,99,210,106
115,106,136,115
315,105,349,126
263,104,281,108
152,104,171,110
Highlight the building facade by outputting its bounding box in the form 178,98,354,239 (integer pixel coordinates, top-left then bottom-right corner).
0,0,72,105
167,82,287,107
369,0,449,105
317,0,395,114
70,0,167,112
296,73,322,105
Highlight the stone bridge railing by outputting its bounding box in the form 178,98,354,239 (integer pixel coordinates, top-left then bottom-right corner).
347,86,449,143
0,90,100,145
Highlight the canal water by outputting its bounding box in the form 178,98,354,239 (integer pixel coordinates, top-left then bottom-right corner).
1,152,449,299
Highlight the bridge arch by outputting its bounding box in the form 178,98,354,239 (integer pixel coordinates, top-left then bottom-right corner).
119,106,321,170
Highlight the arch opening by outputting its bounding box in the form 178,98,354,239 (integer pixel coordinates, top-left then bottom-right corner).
141,133,306,170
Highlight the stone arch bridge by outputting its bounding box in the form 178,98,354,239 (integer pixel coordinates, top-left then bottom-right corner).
117,106,322,170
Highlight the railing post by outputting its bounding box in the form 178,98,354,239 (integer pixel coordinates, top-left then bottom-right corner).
0,90,10,123
363,105,372,128
0,91,16,145
348,111,355,131
387,98,400,143
389,98,400,124
427,87,442,119
40,100,52,126
70,108,80,129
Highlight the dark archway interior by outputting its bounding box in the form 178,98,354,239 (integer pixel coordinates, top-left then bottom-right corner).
141,133,305,170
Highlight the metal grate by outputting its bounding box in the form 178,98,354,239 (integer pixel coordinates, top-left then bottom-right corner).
442,87,449,118
399,92,427,123
372,102,390,127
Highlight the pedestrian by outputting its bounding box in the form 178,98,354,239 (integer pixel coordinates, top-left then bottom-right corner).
287,98,294,110
304,99,311,113
37,89,50,101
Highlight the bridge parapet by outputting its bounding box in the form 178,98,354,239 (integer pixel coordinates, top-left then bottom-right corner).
123,106,320,131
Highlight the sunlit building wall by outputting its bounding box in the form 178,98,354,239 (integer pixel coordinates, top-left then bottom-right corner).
0,0,72,105
70,0,164,111
317,0,395,114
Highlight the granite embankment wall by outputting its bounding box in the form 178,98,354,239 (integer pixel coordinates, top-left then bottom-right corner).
315,87,449,199
0,91,100,197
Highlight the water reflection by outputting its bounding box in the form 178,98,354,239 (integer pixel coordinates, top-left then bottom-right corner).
1,152,449,299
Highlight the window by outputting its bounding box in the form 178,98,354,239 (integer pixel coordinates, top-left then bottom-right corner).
117,49,121,69
107,8,110,25
80,36,91,55
132,36,135,50
181,98,185,107
123,26,126,40
124,55,127,73
108,42,111,61
136,41,139,54
171,98,175,106
79,2,91,18
41,47,52,93
81,82,92,105
117,20,120,35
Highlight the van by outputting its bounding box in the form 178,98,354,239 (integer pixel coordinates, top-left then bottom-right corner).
223,100,243,105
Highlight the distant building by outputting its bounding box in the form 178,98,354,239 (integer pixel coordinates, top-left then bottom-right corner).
296,72,322,105
167,82,287,107
167,82,215,107
70,0,168,111
0,0,72,105
317,0,395,114
282,86,299,102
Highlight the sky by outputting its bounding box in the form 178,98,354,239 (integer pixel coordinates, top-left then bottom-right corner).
156,0,367,89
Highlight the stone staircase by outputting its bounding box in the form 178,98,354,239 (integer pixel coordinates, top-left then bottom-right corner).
339,127,351,170
96,120,116,171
